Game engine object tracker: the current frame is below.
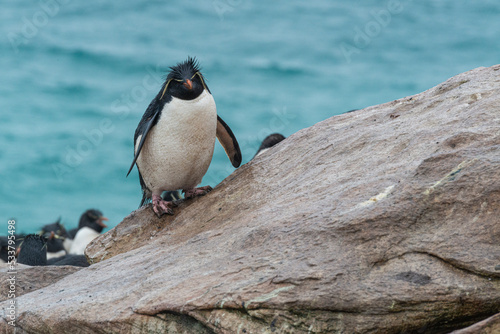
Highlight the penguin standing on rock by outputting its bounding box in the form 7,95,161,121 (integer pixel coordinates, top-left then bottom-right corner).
127,57,242,217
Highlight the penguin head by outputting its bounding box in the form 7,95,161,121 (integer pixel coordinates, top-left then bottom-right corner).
39,219,69,253
78,209,108,233
40,230,66,253
17,234,48,266
160,57,208,101
254,133,286,158
40,218,69,239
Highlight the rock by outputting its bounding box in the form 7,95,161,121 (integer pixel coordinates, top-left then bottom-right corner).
0,264,82,302
1,64,500,333
451,312,500,333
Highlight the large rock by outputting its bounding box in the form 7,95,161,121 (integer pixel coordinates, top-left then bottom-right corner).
0,264,81,302
1,65,499,333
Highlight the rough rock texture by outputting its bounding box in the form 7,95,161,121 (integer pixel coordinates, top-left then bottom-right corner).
1,65,500,333
0,264,82,302
451,312,500,333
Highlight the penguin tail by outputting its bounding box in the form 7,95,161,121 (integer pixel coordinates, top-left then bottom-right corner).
138,172,152,208
139,191,151,208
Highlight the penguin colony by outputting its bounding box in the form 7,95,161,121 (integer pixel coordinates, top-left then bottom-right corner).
1,57,287,268
2,209,108,267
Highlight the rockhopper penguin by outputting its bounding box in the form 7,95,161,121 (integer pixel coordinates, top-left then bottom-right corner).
69,209,108,255
127,57,242,217
253,133,286,158
39,219,69,259
17,234,48,266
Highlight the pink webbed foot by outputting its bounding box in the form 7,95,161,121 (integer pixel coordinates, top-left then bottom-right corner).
152,194,175,217
183,186,213,199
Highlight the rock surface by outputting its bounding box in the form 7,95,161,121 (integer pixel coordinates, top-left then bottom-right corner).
1,65,500,333
451,312,500,333
0,264,82,302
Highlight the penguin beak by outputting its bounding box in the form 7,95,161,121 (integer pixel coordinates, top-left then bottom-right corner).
42,231,57,240
97,217,109,228
183,79,193,90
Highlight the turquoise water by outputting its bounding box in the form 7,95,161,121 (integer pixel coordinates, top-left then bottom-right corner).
1,1,499,234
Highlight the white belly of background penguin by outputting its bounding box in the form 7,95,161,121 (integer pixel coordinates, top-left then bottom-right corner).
127,57,242,217
69,227,100,255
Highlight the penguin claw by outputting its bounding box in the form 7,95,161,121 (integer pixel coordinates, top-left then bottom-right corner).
152,194,175,217
183,186,213,199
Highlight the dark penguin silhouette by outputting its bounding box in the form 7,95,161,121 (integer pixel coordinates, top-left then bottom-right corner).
254,133,286,158
68,227,78,240
69,209,108,255
0,236,9,263
40,219,69,258
47,254,89,267
1,234,25,262
127,57,242,217
17,234,47,266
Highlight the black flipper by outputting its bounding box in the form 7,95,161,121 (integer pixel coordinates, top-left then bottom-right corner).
126,107,162,177
216,115,242,168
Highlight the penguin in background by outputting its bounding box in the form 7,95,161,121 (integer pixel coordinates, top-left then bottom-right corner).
47,254,89,267
17,234,47,266
253,133,286,158
69,209,108,255
15,234,88,267
127,57,242,217
0,236,9,263
1,234,25,263
39,219,69,259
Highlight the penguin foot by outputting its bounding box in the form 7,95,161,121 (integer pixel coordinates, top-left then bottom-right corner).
183,186,213,199
152,194,175,217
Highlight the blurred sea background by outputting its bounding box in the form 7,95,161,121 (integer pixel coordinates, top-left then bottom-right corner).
1,1,499,234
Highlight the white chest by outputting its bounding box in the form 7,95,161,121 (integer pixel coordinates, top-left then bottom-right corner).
69,227,100,255
63,238,73,253
136,90,218,193
47,249,67,260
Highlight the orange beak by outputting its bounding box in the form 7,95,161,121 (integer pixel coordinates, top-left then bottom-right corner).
183,79,193,90
97,217,109,228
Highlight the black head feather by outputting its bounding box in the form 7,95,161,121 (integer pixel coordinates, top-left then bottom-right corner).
167,56,201,81
254,133,286,158
78,209,108,233
40,219,69,239
17,234,47,266
40,219,68,253
157,56,209,101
